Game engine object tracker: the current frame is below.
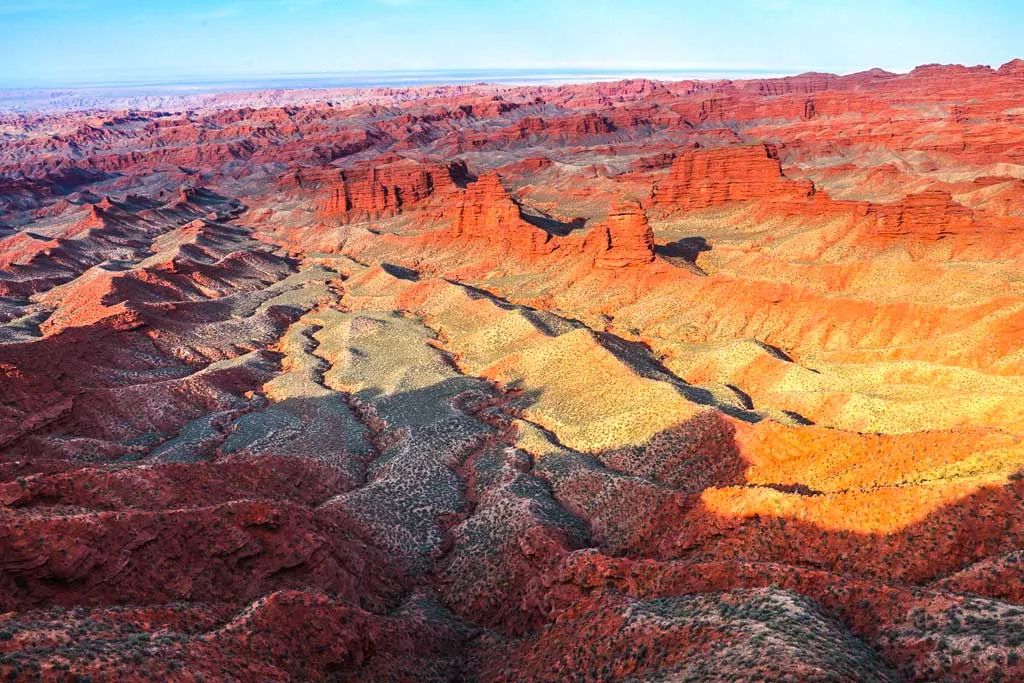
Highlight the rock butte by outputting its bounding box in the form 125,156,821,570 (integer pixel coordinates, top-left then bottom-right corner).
2,61,1024,681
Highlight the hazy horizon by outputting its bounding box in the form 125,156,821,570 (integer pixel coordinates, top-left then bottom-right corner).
0,66,805,92
1,0,1022,89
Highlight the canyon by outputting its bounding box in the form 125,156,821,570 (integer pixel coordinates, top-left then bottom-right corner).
2,60,1024,680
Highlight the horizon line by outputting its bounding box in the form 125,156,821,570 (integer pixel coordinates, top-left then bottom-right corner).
0,66,810,91
2,58,1020,97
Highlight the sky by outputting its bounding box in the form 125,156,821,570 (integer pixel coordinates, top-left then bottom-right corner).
0,0,1022,87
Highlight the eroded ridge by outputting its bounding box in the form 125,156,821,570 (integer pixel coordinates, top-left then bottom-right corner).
3,62,1024,680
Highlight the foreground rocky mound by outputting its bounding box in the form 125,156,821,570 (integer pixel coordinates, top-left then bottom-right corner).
3,61,1024,681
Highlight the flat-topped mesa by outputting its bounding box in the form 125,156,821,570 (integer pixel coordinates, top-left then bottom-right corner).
316,156,466,224
737,72,840,96
593,201,656,269
652,143,815,211
279,166,339,191
908,63,996,79
444,172,553,255
514,112,616,138
998,58,1024,77
863,189,977,241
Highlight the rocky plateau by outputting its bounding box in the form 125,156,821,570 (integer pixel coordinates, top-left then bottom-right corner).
3,61,1024,681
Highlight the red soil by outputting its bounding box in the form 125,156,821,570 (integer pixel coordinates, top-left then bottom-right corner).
3,60,1024,680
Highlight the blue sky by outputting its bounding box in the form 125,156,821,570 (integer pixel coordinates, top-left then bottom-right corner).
1,0,1021,86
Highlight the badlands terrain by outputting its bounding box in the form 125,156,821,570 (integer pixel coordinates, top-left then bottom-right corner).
2,60,1024,680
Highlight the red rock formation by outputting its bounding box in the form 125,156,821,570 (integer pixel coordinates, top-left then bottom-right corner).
629,149,682,172
514,112,616,138
862,189,977,241
652,143,815,210
315,155,466,223
5,59,1024,682
998,58,1024,77
444,172,553,255
737,71,841,96
497,156,553,175
650,145,1023,254
593,201,655,269
78,203,108,229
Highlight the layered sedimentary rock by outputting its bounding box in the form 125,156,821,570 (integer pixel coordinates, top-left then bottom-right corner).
593,200,656,268
652,143,816,209
315,155,467,223
443,172,554,255
511,112,617,139
650,143,1024,255
4,60,1024,681
864,189,977,240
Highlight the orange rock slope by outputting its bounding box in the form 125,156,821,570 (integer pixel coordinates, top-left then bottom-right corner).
3,61,1024,681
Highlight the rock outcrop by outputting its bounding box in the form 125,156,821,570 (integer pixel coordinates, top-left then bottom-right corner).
863,189,977,241
652,143,815,210
998,58,1024,77
316,155,468,223
4,58,1024,682
444,172,554,255
593,201,656,268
